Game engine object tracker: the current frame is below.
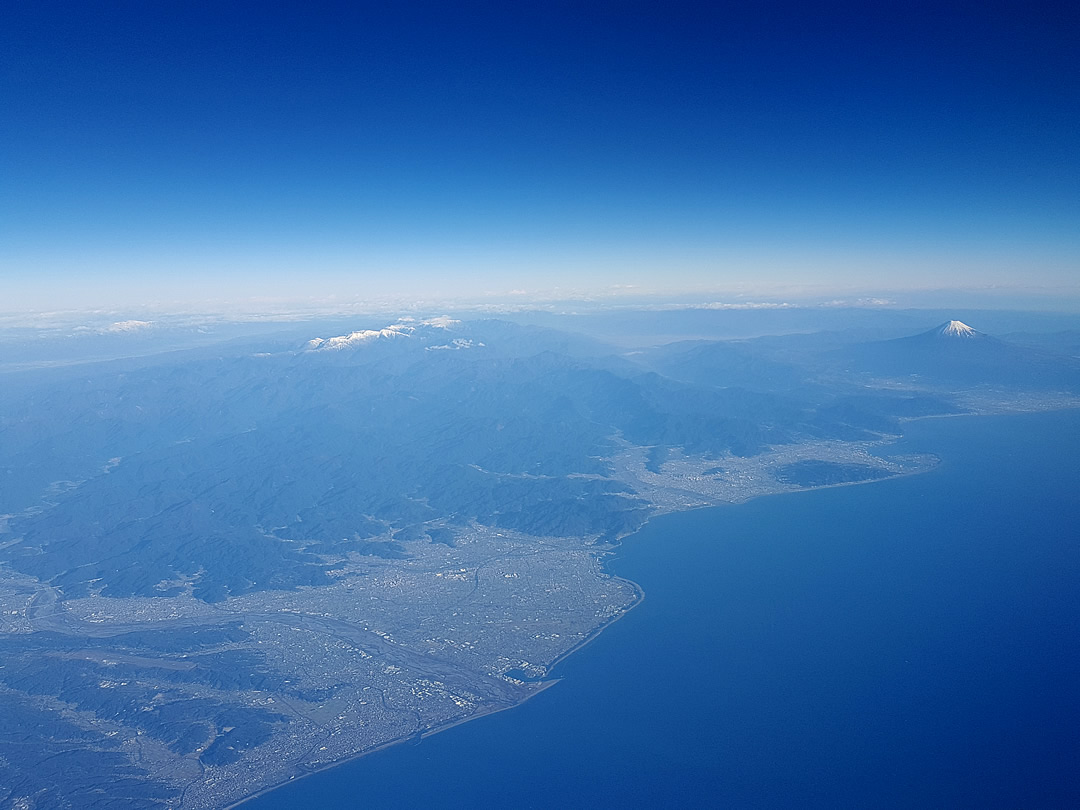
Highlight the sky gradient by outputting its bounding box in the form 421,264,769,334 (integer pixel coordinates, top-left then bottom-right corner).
2,1,1078,311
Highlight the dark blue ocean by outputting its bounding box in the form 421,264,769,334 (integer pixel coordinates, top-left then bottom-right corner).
249,410,1080,808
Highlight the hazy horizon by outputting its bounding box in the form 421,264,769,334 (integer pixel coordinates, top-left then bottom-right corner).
4,3,1077,313
5,281,1080,324
4,5,1080,807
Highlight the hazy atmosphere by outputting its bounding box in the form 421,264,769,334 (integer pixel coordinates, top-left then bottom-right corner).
2,4,1079,810
3,1,1078,312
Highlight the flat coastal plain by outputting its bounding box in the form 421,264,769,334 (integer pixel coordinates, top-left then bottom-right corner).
0,428,935,809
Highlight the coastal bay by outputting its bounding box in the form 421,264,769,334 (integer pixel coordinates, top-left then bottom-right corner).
247,408,1080,809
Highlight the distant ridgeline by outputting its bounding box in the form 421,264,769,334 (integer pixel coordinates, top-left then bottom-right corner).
1,317,1076,603
1,313,1078,807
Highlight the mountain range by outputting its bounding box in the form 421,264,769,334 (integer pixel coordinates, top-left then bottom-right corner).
4,315,1073,605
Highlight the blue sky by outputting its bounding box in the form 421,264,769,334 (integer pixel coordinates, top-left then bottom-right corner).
2,1,1078,311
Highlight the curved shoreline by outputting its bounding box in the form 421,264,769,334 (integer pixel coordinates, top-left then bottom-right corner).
227,406,1080,809
226,456,934,810
227,574,645,809
227,412,1080,810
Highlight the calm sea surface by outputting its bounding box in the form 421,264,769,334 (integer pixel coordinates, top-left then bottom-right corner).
249,410,1080,808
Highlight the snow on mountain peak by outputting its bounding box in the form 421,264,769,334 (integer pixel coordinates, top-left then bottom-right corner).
305,316,462,351
427,338,483,351
940,320,977,337
306,323,414,351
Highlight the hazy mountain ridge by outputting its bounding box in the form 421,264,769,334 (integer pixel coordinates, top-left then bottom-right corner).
835,321,1080,389
0,317,994,604
0,312,1076,808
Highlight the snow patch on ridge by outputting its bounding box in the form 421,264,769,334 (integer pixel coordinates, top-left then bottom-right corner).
306,316,462,351
427,338,483,351
306,324,414,350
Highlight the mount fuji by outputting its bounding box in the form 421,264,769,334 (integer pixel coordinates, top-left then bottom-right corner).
938,320,980,338
840,321,1080,390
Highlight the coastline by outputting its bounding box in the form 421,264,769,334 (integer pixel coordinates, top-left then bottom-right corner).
223,403,1080,809
228,575,645,810
225,687,552,810
226,447,932,809
224,406,1080,809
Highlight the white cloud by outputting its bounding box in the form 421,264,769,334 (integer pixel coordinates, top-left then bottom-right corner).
697,301,794,310
820,297,895,308
420,315,460,329
69,319,156,335
105,319,153,332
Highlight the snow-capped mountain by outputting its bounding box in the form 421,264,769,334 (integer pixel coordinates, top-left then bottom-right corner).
839,320,1080,389
305,317,463,351
939,320,978,338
